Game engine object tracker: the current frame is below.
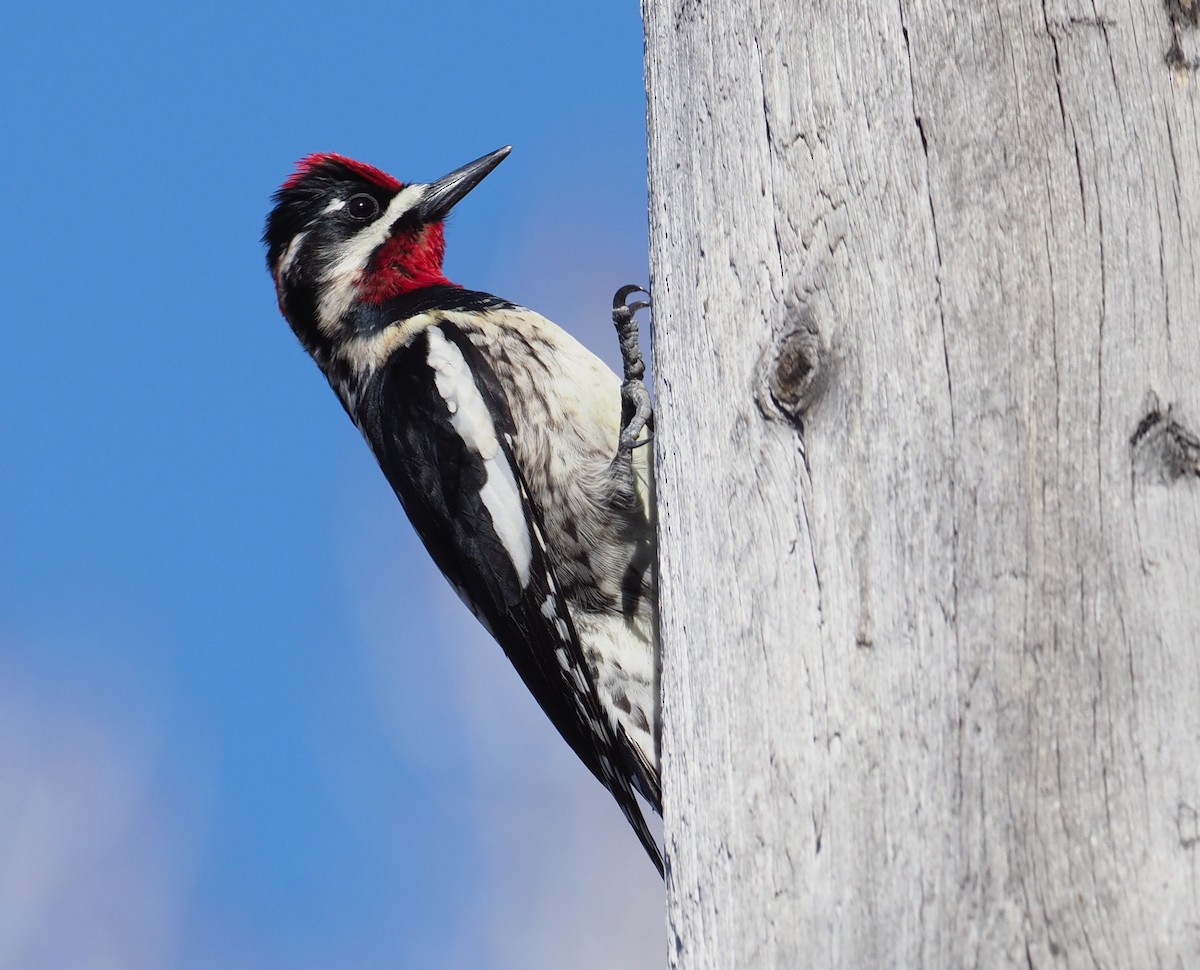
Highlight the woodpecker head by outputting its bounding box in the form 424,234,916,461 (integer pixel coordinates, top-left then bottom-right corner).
263,146,511,353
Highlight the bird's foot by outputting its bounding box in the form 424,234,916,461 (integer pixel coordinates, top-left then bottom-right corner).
612,285,653,454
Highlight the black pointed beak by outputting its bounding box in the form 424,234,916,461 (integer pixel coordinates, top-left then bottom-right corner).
412,146,511,223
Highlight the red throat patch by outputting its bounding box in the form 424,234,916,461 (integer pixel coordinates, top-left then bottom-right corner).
357,221,456,302
284,153,403,191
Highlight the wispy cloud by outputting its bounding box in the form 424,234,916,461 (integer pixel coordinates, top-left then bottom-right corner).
351,572,665,970
342,473,665,970
0,655,205,970
447,602,665,970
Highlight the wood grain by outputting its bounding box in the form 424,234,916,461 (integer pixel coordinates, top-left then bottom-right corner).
643,0,1200,965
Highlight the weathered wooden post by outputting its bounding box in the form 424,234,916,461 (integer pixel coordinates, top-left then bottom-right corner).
644,1,1200,965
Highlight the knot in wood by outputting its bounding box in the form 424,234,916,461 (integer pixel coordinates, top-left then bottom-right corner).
757,305,825,427
770,328,820,413
1130,391,1200,484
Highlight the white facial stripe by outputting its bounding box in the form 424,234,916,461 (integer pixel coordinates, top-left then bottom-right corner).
323,198,346,213
314,183,428,338
276,231,306,278
425,327,533,587
322,182,427,284
316,277,358,338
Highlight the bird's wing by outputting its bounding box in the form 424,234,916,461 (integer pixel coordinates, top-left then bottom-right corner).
362,319,663,876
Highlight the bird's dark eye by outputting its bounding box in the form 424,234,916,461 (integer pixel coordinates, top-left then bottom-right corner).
346,193,380,221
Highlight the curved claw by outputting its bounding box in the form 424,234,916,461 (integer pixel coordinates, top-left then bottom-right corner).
623,300,651,316
613,283,649,311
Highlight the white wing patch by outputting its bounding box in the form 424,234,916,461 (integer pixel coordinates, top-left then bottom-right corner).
425,327,533,587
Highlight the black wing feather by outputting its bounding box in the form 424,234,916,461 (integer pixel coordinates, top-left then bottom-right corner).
357,321,663,876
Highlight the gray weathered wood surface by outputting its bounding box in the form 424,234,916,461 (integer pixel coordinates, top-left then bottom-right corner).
642,0,1200,965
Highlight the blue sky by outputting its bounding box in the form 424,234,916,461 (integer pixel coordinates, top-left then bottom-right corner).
0,2,663,966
